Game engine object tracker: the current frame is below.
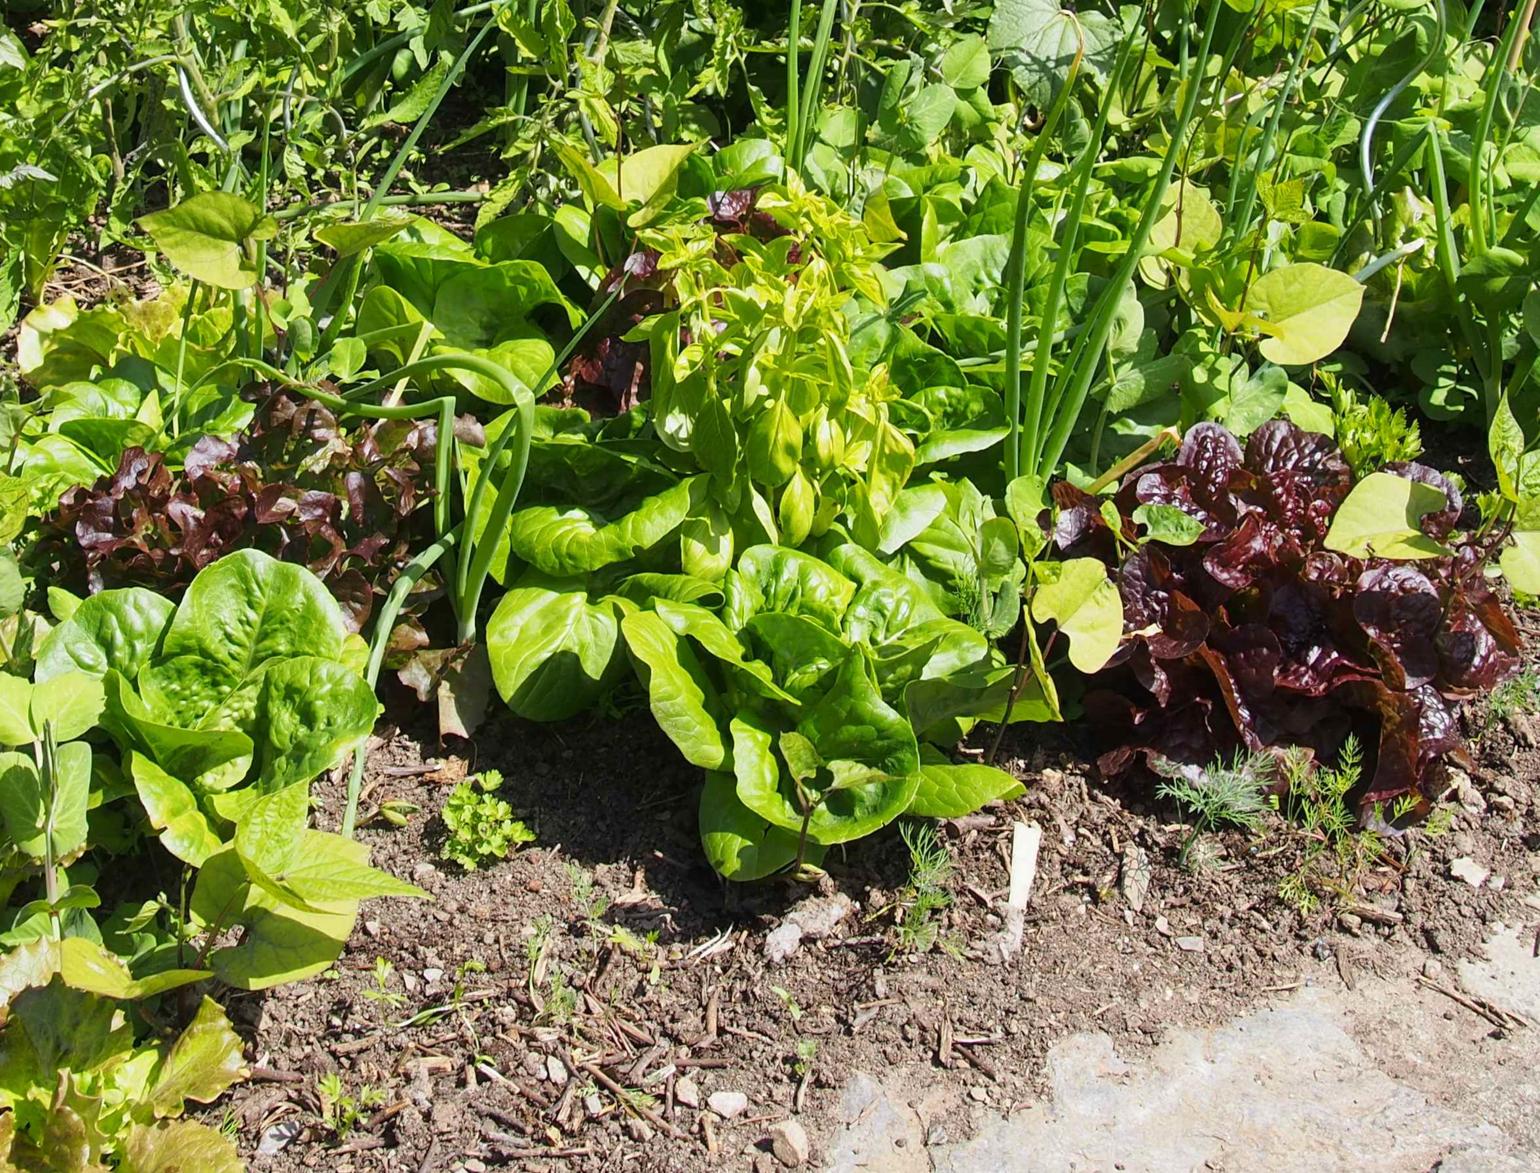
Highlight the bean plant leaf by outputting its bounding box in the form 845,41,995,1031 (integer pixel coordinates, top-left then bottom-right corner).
988,0,1118,104
1500,531,1540,594
1323,472,1451,559
1241,263,1364,365
138,192,277,289
1030,557,1124,672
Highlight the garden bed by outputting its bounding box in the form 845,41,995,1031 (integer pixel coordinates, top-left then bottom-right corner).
213,657,1540,1170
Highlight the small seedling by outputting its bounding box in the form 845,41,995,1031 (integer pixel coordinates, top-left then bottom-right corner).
1154,751,1273,867
770,985,804,1023
1483,668,1540,735
361,956,405,1009
1273,737,1389,909
372,798,420,828
440,769,534,870
316,1073,384,1140
894,820,954,954
793,1038,817,1080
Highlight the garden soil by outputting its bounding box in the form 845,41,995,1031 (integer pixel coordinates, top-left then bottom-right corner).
210,648,1540,1172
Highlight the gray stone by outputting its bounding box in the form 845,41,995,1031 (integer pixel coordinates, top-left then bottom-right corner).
825,1071,928,1173
786,893,854,939
764,922,804,964
1175,935,1204,953
929,993,1510,1172
675,1075,701,1108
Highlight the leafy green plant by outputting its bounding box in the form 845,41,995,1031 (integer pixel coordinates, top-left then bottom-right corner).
1272,737,1390,910
0,944,247,1170
316,1072,385,1141
1334,392,1423,478
439,768,534,870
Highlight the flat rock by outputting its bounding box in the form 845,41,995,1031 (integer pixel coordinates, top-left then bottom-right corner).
929,992,1512,1172
786,893,854,939
764,922,804,964
675,1075,701,1108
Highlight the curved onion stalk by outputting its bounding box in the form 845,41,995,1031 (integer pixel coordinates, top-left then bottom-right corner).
795,0,840,169
315,12,501,351
1468,9,1531,256
1020,28,1145,475
1358,0,1445,225
342,533,457,837
453,288,621,641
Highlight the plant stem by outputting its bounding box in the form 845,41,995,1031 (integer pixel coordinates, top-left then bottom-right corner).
342,533,457,837
1002,54,1082,483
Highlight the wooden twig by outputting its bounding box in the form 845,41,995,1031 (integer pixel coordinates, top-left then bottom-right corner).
580,1060,686,1139
1417,978,1531,1031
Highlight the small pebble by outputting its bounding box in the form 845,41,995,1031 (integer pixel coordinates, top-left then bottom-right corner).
708,1090,748,1119
768,1117,810,1167
675,1076,701,1108
1449,857,1490,888
546,1055,568,1086
1175,936,1204,953
1422,958,1444,980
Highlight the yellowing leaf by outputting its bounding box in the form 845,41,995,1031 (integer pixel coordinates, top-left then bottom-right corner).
1241,262,1364,365
1500,531,1540,595
1030,557,1123,673
149,997,249,1117
1323,472,1451,560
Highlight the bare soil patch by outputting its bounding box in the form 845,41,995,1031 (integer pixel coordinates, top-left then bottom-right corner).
211,656,1540,1171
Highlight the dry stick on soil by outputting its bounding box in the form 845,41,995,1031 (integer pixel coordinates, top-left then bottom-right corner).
578,1058,686,1139
1416,978,1532,1031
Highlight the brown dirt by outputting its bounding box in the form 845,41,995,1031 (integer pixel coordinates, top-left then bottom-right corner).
209,650,1540,1172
